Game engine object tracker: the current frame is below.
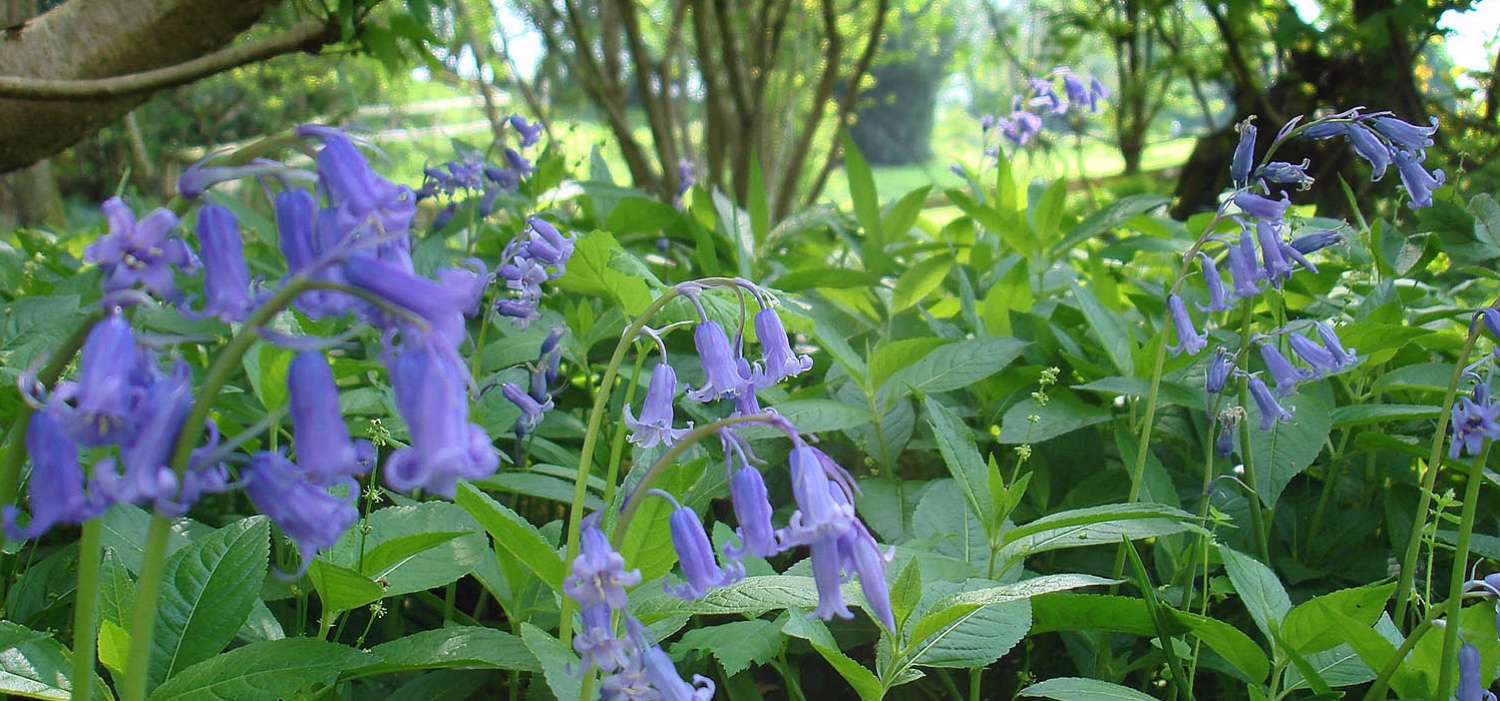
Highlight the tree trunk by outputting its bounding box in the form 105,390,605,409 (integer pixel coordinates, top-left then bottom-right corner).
0,0,281,173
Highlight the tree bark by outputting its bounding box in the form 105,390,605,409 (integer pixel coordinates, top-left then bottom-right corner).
0,0,282,173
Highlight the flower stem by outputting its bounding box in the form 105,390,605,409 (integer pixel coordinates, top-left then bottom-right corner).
1393,326,1480,625
1436,439,1492,696
558,288,679,643
70,518,102,701
122,277,311,701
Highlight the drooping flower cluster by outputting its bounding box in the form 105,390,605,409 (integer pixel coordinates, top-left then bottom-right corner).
617,280,895,632
502,327,565,439
985,66,1109,147
1167,114,1370,444
5,315,231,539
564,515,714,700
1300,108,1445,208
415,114,545,229
494,216,576,327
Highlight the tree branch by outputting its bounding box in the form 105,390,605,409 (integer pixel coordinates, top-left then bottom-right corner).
0,19,335,101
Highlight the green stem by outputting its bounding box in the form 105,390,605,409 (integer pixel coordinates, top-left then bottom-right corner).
1436,439,1492,696
122,277,311,701
968,666,981,701
610,413,784,550
1234,301,1271,563
601,349,648,510
1394,328,1481,625
70,518,102,701
557,287,681,643
1361,605,1443,701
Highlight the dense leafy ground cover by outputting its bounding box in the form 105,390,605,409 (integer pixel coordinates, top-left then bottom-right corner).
0,95,1497,701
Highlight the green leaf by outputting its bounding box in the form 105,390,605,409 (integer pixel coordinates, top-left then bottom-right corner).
923,396,994,526
1054,194,1169,256
882,186,933,244
359,531,468,578
356,627,539,674
605,197,682,235
1071,282,1134,376
912,479,987,570
152,517,270,689
242,343,293,412
1073,376,1203,409
145,638,369,701
907,575,1113,646
890,558,923,633
1281,582,1395,655
1030,594,1269,682
869,338,950,391
519,623,580,701
674,619,784,676
1219,546,1290,646
5,542,78,627
783,613,883,701
618,456,708,582
996,390,1113,444
905,599,1029,669
841,133,884,262
307,560,384,614
554,230,654,315
1022,677,1160,701
324,502,486,597
742,399,874,435
454,482,565,591
0,621,111,701
1031,178,1068,245
1249,392,1332,508
891,254,953,313
712,189,756,280
996,504,1203,565
1329,404,1439,427
885,337,1027,397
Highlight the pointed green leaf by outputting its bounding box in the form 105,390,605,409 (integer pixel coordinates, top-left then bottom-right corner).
1248,392,1332,508
0,621,112,701
891,254,953,313
923,396,993,525
841,133,883,260
783,613,883,701
673,619,784,676
307,560,384,614
519,623,581,701
356,627,539,674
1022,677,1161,701
151,517,270,688
1219,546,1291,646
1071,282,1134,376
885,337,1027,397
145,638,369,701
455,482,565,591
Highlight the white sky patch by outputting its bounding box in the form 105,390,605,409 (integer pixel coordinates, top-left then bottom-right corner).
1440,0,1500,71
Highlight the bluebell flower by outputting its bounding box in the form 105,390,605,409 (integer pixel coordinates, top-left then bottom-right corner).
1288,334,1339,378
1233,191,1290,226
1205,347,1235,394
298,126,417,241
51,314,146,446
502,381,553,439
1059,69,1105,112
1197,253,1233,312
723,434,781,560
996,111,1044,147
494,218,574,327
599,650,653,701
1314,322,1359,371
1346,123,1393,180
89,363,193,513
243,450,359,577
1247,375,1294,430
1231,118,1257,184
1301,122,1349,140
837,508,896,632
686,320,753,402
1259,343,1310,397
1226,227,1267,299
657,491,744,600
637,634,716,701
1215,415,1239,457
574,605,632,674
192,204,254,323
275,189,320,274
382,341,499,497
624,363,691,449
781,445,857,622
289,352,375,487
1454,642,1497,701
3,412,104,540
564,514,642,611
752,307,813,388
1255,220,1295,288
85,197,197,300
344,256,487,349
1392,146,1445,209
1450,385,1500,460
525,217,575,273
510,115,544,148
1028,77,1065,113
675,159,696,202
1259,159,1314,190
178,156,311,200
1166,295,1207,356
1372,115,1437,152
1290,228,1345,255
